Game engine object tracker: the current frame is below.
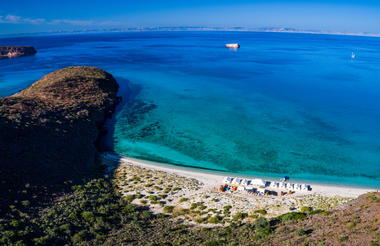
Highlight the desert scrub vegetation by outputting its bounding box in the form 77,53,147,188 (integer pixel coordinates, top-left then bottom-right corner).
0,178,154,245
1,177,378,245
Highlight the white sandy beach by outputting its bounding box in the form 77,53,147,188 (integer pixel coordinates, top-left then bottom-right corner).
103,153,375,198
102,152,377,224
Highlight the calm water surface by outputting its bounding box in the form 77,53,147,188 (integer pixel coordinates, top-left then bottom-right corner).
1,32,380,187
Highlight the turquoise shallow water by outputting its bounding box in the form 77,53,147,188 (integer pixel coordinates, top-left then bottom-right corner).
1,32,380,187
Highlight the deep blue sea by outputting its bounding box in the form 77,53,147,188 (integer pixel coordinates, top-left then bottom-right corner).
1,31,380,188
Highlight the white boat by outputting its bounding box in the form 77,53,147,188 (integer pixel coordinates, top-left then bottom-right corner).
225,43,240,48
351,52,356,59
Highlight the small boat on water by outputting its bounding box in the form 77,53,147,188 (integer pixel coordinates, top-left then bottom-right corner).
225,43,240,48
351,52,356,59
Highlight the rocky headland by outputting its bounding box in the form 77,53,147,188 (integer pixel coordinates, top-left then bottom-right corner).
0,66,120,211
0,46,37,59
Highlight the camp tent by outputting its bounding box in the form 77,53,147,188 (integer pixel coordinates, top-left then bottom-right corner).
251,178,266,187
241,179,250,186
223,177,233,183
232,177,242,185
237,186,245,191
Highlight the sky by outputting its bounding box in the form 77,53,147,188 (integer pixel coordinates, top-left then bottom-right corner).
1,0,380,35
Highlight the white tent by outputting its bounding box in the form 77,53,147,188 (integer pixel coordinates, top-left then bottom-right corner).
237,186,245,191
301,184,310,191
271,181,279,188
223,177,233,184
232,177,242,185
241,179,250,186
257,188,268,194
245,185,256,191
251,178,266,187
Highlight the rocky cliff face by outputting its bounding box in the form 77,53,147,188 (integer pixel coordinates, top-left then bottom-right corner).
0,46,37,59
0,66,119,189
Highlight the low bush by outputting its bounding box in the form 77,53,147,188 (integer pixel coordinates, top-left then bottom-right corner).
300,206,313,213
179,197,188,203
232,212,248,221
255,217,269,230
278,212,306,222
163,206,174,213
208,215,222,224
255,209,267,215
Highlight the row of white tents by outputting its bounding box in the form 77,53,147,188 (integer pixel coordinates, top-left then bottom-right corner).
270,181,311,191
223,176,311,191
223,177,267,188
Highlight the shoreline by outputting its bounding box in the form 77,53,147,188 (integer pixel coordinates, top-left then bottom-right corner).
103,153,377,198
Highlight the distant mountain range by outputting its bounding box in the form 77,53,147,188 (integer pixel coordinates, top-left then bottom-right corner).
1,26,380,38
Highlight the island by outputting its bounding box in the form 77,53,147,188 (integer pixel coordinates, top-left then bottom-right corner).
0,46,37,59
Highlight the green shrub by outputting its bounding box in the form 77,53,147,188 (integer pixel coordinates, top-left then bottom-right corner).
320,211,332,216
163,206,174,213
347,222,356,228
208,215,222,224
309,209,324,215
232,212,248,221
72,230,87,244
33,236,49,245
278,212,306,222
300,206,313,213
189,203,197,209
223,205,232,214
296,229,306,236
173,208,189,217
123,204,137,213
179,197,188,203
149,196,157,202
255,217,269,230
21,200,30,207
255,209,267,215
195,217,206,223
81,211,95,223
125,194,136,203
255,226,272,238
339,236,349,242
141,210,152,219
202,240,225,246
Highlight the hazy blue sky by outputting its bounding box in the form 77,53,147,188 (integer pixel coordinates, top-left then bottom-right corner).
1,0,380,35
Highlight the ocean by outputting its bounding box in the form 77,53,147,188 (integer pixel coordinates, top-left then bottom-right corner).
1,31,379,188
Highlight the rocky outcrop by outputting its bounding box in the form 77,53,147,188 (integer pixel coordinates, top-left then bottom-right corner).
0,46,37,59
0,66,120,188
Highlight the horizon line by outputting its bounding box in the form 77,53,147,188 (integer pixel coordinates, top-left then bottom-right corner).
1,26,380,39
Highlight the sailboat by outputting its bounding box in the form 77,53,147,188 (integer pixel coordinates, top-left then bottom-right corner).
351,52,356,59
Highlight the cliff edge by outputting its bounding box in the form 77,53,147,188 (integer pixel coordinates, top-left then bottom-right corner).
0,66,119,188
